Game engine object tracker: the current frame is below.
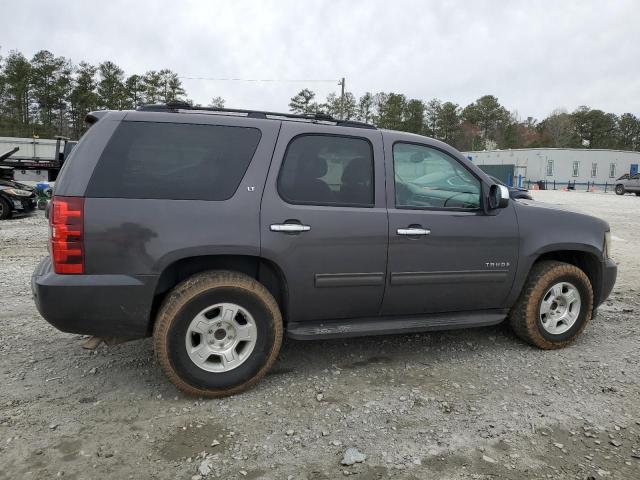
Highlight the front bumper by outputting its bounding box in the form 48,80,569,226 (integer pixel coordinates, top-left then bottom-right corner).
31,256,157,338
598,257,617,306
8,195,36,213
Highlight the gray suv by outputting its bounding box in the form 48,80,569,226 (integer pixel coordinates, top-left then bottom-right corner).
614,173,640,195
32,102,617,397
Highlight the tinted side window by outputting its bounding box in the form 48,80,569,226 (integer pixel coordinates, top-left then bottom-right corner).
393,143,480,209
87,121,261,200
278,135,374,207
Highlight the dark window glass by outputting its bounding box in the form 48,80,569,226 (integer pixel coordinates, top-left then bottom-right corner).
278,135,374,206
393,143,480,209
87,121,261,200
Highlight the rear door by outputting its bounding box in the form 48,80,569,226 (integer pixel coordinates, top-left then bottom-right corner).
260,122,388,323
381,134,519,315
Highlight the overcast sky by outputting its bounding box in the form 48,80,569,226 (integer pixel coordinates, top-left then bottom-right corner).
2,0,639,119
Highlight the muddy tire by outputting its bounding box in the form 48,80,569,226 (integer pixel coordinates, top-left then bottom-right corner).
509,261,593,349
615,184,625,195
153,270,283,397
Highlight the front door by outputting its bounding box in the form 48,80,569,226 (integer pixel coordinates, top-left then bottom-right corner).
260,123,388,323
381,138,519,316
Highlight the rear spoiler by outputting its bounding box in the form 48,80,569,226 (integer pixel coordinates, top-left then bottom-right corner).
85,110,109,125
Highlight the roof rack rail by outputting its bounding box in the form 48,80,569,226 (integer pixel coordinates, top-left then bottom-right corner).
136,101,376,130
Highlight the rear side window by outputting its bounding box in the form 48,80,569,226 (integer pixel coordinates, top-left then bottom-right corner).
86,121,261,200
278,134,374,207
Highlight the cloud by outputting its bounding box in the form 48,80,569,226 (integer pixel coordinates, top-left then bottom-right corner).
2,0,639,118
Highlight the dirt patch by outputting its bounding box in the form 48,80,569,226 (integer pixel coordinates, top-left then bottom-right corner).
160,423,228,460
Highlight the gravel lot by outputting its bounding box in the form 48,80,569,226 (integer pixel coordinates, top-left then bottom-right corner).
1,190,639,479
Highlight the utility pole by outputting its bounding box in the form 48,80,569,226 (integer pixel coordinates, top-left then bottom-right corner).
339,77,345,119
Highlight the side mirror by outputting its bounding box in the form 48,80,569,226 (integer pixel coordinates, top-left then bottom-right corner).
488,184,509,209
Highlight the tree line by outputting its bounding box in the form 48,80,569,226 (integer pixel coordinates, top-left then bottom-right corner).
1,48,638,152
0,48,223,140
289,89,640,152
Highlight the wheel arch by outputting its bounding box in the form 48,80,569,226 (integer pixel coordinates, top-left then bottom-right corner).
510,247,603,309
149,254,289,334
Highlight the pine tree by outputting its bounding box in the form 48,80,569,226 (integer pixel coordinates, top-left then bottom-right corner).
123,74,144,108
68,62,98,137
31,50,72,134
158,69,185,103
289,89,318,114
97,61,125,109
209,96,225,108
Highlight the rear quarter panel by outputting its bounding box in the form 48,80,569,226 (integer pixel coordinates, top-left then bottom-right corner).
82,113,281,276
54,111,126,196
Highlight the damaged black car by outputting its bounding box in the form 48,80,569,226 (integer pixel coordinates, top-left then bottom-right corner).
0,168,37,219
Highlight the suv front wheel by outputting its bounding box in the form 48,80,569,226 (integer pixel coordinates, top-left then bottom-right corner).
615,184,625,195
154,270,283,397
509,260,593,349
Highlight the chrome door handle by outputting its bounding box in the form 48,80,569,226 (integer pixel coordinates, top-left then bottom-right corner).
397,227,430,236
270,223,311,233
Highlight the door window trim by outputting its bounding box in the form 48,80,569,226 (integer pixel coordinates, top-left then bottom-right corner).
391,141,485,212
276,133,376,208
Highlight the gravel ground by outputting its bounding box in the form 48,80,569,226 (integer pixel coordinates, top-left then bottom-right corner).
1,191,639,480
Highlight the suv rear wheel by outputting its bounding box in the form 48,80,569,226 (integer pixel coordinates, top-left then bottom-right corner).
153,270,282,397
509,260,593,349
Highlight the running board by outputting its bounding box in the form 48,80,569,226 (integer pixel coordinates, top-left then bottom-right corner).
286,310,507,340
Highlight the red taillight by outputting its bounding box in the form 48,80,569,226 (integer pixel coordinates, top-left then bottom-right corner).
50,196,84,274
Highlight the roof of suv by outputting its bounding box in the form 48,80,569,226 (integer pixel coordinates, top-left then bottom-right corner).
86,101,377,131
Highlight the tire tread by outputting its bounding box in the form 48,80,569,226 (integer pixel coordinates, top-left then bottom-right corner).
153,270,283,397
509,260,593,350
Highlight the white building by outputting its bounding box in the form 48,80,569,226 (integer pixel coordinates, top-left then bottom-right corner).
463,148,640,188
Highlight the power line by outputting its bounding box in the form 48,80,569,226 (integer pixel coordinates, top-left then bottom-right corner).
179,76,338,83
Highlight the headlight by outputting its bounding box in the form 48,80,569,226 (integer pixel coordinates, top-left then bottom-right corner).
3,188,32,197
604,231,611,259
